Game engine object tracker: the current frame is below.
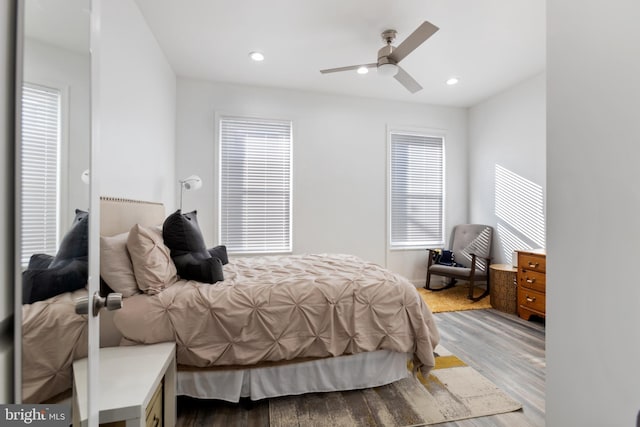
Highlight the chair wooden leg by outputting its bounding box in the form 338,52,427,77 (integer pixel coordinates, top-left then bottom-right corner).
425,271,432,289
427,274,456,291
468,278,490,302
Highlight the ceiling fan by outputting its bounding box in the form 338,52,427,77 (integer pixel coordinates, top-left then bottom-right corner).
320,21,439,94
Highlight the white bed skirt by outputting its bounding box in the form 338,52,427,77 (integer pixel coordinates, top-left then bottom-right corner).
177,350,410,402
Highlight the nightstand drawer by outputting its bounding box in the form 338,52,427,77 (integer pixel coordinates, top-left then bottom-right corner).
518,253,546,273
518,287,545,314
146,380,163,427
518,269,546,293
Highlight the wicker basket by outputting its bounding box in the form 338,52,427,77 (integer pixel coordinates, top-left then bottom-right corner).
489,264,518,315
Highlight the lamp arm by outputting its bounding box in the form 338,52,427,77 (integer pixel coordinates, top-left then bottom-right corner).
179,175,202,211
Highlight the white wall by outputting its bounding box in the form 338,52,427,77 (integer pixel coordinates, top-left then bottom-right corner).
0,0,15,404
24,38,90,229
176,78,468,282
547,1,640,425
468,73,546,264
99,0,176,209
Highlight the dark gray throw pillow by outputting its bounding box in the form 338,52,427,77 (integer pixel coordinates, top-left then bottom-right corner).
208,245,229,265
50,209,89,268
162,210,225,284
27,253,54,270
171,253,224,284
22,210,89,304
23,259,87,304
163,210,209,258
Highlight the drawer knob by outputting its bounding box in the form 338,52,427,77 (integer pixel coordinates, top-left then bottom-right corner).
528,262,539,268
526,278,536,284
526,295,536,303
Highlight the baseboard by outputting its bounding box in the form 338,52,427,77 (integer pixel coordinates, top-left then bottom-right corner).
410,279,423,288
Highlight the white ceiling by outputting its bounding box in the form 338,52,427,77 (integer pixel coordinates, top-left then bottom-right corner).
24,0,90,54
23,0,546,108
134,0,545,108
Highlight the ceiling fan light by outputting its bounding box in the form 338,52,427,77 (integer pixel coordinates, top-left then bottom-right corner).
356,66,369,75
378,63,399,77
249,51,264,62
446,77,460,85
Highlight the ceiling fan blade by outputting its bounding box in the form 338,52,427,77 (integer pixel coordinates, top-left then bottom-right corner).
388,21,439,64
320,63,377,74
394,66,423,93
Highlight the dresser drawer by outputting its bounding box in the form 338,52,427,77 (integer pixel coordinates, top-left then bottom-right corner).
146,380,163,427
518,287,545,314
518,269,546,293
518,253,546,273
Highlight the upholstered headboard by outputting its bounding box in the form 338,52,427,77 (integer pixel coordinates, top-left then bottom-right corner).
100,197,165,236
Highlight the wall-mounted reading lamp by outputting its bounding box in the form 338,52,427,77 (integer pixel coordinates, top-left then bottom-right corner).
179,175,202,210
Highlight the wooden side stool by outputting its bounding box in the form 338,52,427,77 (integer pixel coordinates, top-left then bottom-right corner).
489,264,518,315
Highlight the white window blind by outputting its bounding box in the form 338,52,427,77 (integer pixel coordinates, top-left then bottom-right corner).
21,83,61,265
390,132,444,248
219,117,292,253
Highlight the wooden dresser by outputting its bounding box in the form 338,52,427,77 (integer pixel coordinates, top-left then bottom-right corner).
517,250,546,320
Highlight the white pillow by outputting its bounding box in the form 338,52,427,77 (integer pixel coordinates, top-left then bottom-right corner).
126,224,177,295
100,232,141,297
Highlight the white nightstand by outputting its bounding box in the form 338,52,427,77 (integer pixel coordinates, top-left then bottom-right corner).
72,342,176,427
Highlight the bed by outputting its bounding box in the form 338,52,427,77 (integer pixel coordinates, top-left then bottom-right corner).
22,197,440,403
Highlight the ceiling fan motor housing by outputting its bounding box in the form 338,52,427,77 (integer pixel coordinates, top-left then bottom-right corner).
378,45,396,65
378,30,398,66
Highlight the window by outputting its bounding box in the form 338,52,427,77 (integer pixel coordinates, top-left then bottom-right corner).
219,117,292,253
389,131,444,249
20,83,61,265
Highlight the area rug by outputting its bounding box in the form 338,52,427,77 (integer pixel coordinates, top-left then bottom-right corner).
269,346,522,427
417,285,492,313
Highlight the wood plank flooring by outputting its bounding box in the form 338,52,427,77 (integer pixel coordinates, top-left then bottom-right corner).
176,309,546,427
430,309,545,427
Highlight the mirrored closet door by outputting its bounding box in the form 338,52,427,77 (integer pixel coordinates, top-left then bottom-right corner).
15,0,92,410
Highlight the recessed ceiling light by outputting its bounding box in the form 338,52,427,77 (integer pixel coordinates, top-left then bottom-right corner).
357,66,369,75
446,77,459,86
249,51,264,62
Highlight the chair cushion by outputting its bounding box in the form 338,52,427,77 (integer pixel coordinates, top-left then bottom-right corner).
450,224,493,270
429,264,487,279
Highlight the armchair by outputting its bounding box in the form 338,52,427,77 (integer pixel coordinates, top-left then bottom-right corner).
426,224,493,301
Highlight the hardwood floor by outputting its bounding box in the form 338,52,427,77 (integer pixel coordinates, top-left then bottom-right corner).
430,309,545,427
176,309,546,427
